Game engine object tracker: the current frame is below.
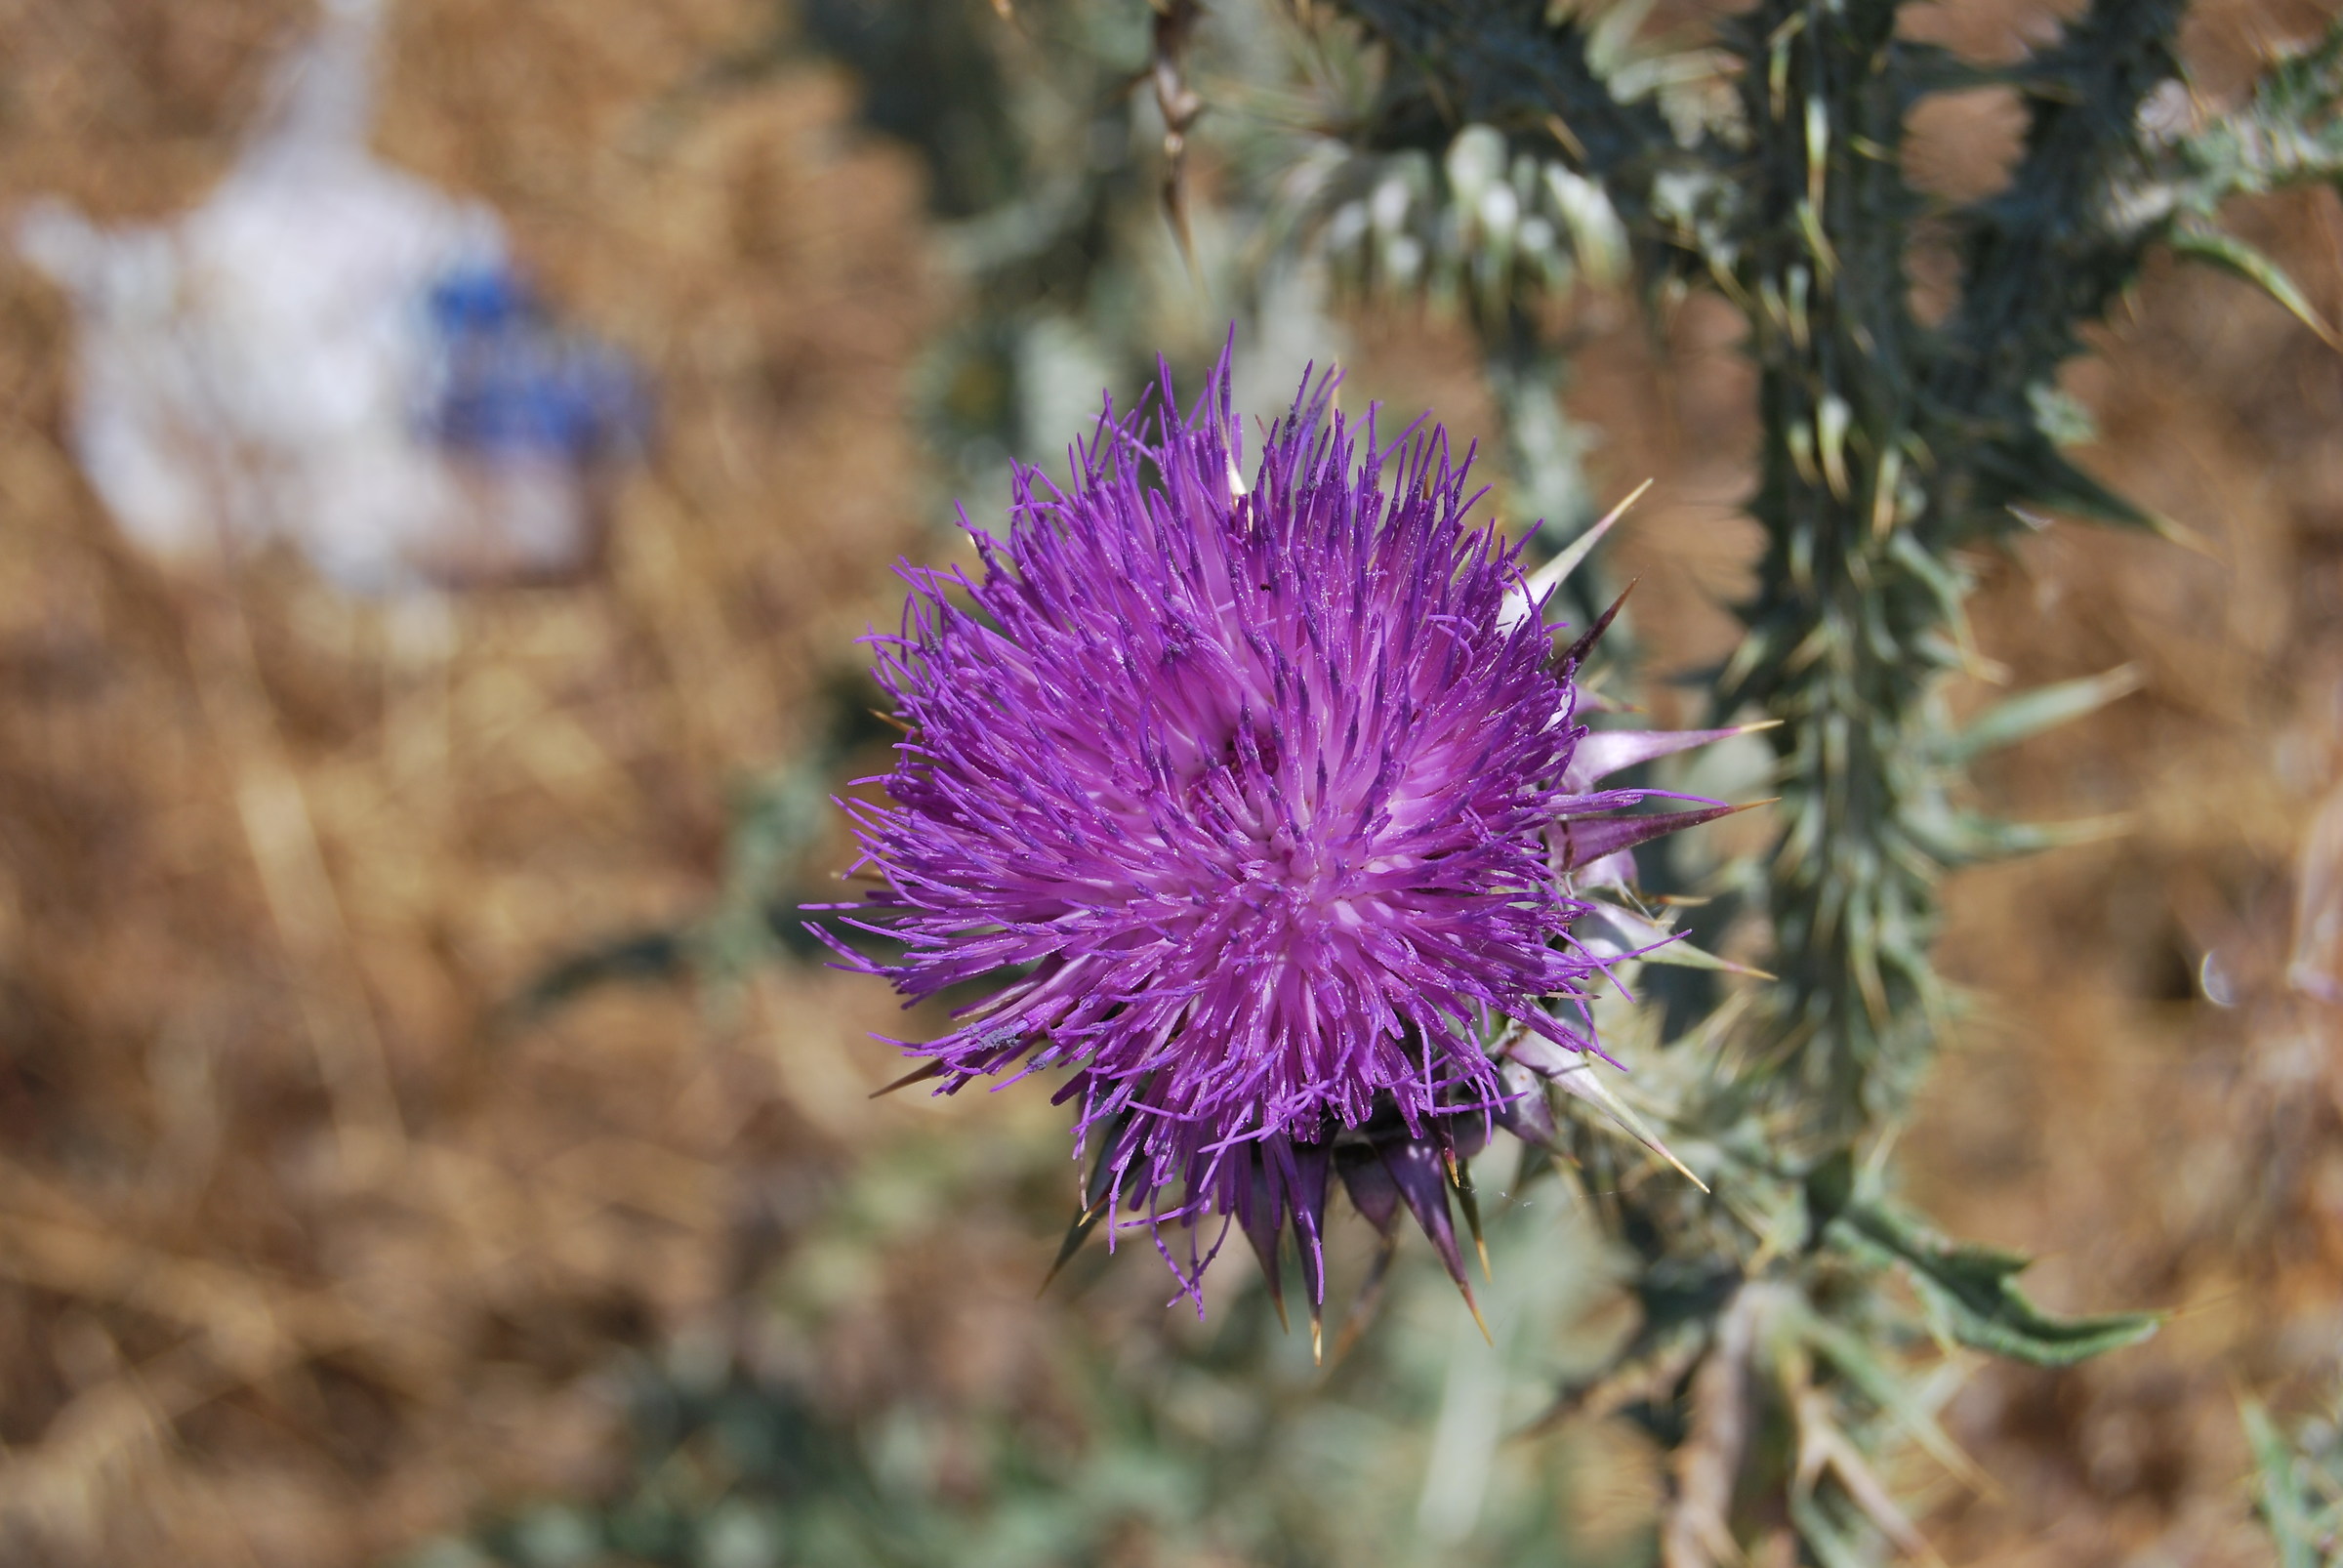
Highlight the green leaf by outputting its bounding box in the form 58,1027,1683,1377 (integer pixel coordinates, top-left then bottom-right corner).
1790,1306,1992,1490
2028,380,2100,447
1975,429,2160,533
1638,937,1771,977
1905,808,2136,867
1829,1202,2158,1368
1938,665,2142,762
2243,1397,2323,1568
2169,223,2340,349
1787,1489,1871,1568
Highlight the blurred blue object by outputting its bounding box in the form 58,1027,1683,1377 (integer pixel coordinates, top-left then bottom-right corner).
421,263,648,463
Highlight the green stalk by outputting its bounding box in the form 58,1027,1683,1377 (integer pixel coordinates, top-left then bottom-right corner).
1719,0,2188,1135
1716,0,1942,1135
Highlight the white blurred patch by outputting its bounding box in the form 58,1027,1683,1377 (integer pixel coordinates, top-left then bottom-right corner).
14,0,639,596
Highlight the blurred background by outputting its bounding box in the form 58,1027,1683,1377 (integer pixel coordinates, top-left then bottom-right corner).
0,0,2339,1564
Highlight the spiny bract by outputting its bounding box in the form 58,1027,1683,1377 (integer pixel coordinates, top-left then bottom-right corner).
835,351,1734,1334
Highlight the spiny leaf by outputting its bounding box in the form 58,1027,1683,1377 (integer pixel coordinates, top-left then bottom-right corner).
2169,223,2340,349
1788,1305,1993,1492
1788,1379,1941,1566
1903,807,2137,867
1542,164,1629,284
1939,665,2142,763
1829,1202,2158,1367
1787,1488,1873,1568
1975,429,2158,532
1520,1318,1706,1436
1335,0,1685,186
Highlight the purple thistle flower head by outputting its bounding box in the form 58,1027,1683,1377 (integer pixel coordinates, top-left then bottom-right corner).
836,349,1735,1336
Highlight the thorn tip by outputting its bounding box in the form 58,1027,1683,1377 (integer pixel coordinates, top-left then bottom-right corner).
870,1059,947,1099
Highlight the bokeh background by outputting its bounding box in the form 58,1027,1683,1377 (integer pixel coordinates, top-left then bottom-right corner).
0,0,2339,1564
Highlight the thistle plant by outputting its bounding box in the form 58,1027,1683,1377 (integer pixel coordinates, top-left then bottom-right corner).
1200,0,2343,1556
498,3,2343,1561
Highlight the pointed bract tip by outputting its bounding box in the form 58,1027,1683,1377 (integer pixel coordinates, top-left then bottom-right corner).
1464,1286,1494,1346
2149,511,2218,558
1558,579,1638,669
1309,1308,1324,1366
870,1059,947,1099
1736,718,1785,734
1557,796,1762,872
1599,477,1657,526
1507,481,1652,628
1568,721,1772,788
1040,1190,1112,1293
1447,1152,1492,1282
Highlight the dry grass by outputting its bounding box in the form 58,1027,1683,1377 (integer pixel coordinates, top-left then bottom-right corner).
0,1,2339,1565
1904,204,2343,1561
0,1,948,1559
1901,7,2343,1559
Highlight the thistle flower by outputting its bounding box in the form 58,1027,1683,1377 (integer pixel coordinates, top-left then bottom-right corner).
838,351,1739,1341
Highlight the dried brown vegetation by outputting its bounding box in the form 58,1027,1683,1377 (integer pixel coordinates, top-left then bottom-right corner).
0,1,947,1559
0,1,2338,1565
1910,195,2343,1564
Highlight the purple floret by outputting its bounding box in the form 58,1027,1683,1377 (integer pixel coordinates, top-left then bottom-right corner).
835,350,1721,1319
